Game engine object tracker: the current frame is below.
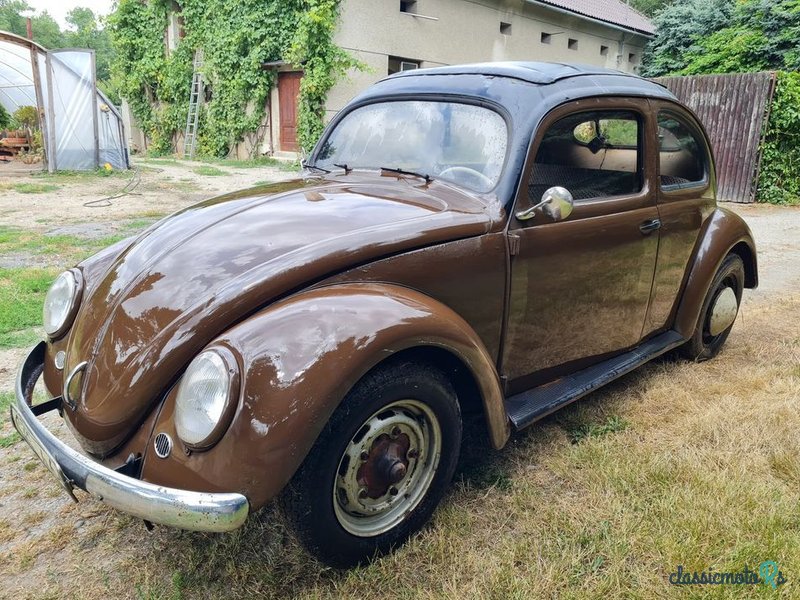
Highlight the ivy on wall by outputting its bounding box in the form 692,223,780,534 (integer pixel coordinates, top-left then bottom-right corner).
108,0,359,157
757,72,800,205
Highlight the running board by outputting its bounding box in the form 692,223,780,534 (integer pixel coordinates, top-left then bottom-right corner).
504,330,685,430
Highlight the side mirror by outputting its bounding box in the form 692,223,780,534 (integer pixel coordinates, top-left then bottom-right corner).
515,186,574,222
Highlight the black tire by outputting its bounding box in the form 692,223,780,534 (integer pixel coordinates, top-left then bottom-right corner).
679,253,744,362
281,359,462,568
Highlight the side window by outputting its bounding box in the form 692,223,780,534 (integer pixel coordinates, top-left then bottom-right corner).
529,110,642,203
657,113,706,188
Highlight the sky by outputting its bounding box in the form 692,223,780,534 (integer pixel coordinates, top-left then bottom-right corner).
26,0,114,28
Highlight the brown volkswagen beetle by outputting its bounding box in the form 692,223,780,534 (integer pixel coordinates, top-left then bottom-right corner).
11,62,757,567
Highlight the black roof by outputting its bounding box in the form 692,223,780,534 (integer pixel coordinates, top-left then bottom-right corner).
315,62,681,208
388,61,648,86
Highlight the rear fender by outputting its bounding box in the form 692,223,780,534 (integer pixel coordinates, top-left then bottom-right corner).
673,207,758,337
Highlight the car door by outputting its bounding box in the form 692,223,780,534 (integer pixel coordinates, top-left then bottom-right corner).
641,101,717,336
501,97,661,393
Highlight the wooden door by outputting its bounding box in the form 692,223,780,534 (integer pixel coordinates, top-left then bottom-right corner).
278,72,302,152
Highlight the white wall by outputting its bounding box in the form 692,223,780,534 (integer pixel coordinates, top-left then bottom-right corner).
327,0,649,117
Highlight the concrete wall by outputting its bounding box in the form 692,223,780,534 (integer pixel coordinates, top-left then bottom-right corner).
327,0,649,118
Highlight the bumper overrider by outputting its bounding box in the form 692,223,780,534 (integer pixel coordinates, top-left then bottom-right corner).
9,342,249,532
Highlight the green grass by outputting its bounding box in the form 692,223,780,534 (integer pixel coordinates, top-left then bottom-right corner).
0,328,42,349
0,182,59,194
141,157,182,166
192,166,227,177
31,169,129,182
0,392,19,447
566,415,630,444
198,156,296,170
0,432,20,448
0,226,125,262
0,268,56,337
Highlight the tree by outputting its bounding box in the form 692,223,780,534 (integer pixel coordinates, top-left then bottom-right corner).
628,0,673,18
0,0,29,36
65,7,114,81
680,0,800,74
640,0,734,76
30,11,65,48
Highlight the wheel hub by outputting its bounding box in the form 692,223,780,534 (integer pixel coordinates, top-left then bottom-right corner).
357,431,411,498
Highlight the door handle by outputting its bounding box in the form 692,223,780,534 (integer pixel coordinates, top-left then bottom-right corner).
639,218,662,234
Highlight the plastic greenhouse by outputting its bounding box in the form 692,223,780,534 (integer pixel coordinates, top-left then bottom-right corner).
0,30,128,172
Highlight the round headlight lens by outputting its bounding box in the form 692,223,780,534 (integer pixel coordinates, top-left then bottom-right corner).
43,270,81,338
175,350,238,449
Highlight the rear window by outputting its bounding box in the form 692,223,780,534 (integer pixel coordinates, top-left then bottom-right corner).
658,113,706,188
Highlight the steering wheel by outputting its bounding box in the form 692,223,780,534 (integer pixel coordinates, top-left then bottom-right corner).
438,166,494,191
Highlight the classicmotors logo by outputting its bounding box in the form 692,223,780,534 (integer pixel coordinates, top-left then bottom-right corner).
669,561,787,589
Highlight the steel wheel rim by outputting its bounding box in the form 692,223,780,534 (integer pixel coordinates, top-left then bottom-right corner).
333,399,442,537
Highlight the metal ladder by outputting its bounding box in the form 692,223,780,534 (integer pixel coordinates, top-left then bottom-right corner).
183,49,204,159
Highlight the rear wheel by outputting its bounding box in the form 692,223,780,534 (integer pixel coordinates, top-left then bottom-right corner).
282,360,462,568
680,254,744,361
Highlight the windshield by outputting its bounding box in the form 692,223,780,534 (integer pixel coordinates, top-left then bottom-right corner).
315,100,508,193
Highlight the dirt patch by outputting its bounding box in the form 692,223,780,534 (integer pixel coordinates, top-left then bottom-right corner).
0,158,297,230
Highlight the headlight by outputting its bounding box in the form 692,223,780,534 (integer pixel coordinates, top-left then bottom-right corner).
43,269,82,338
175,348,240,450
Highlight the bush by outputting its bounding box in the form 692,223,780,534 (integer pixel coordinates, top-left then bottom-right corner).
757,72,800,204
0,103,11,129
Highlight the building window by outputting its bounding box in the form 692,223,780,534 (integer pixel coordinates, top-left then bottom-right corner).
500,22,512,35
388,56,421,75
541,32,552,44
600,45,609,56
400,0,417,13
568,38,578,50
629,53,637,63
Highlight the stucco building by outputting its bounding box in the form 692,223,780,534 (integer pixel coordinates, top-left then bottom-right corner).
267,0,653,155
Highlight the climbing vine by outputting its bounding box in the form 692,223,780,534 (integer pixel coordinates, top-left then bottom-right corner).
757,72,800,205
108,0,359,157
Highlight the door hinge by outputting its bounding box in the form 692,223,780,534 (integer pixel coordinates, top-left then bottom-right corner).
508,232,521,256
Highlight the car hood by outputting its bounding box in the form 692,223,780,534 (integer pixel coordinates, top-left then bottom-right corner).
62,174,497,454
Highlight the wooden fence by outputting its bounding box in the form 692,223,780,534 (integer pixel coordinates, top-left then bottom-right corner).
654,72,777,203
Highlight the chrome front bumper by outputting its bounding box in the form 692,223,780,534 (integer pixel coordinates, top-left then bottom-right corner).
9,342,249,533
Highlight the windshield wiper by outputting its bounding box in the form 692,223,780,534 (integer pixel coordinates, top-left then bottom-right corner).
333,162,352,174
301,161,331,174
380,166,433,183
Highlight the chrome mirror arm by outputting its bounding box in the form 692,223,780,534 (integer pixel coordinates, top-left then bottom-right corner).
515,186,574,222
515,198,549,221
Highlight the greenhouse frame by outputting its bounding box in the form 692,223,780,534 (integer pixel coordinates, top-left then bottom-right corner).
0,30,128,173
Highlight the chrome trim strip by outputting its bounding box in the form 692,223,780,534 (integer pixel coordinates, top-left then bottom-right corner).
10,342,249,533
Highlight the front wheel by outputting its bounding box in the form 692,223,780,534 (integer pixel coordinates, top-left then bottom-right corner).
282,360,462,568
680,253,744,361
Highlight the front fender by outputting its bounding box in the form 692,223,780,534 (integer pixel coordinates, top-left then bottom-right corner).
673,207,758,338
140,283,508,509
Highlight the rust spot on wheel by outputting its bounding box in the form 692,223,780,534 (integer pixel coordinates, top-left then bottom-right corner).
356,432,411,499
